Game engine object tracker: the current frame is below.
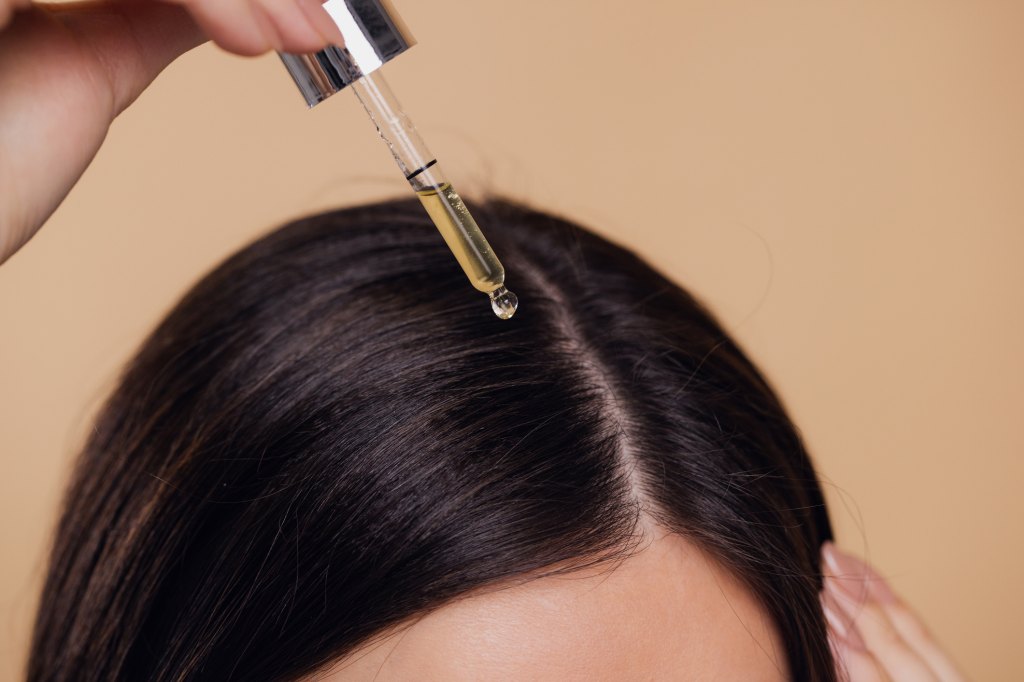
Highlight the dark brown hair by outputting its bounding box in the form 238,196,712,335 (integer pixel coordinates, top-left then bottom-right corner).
29,198,834,680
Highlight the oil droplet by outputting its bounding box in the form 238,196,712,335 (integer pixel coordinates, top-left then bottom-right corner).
488,286,518,320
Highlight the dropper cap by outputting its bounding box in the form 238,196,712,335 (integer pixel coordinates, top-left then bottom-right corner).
279,0,415,107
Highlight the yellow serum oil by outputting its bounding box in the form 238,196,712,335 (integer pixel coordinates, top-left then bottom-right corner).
416,183,518,319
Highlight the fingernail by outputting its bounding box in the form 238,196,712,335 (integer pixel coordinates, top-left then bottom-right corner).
822,542,868,601
825,576,863,619
821,587,866,651
822,542,898,605
823,600,850,640
821,540,849,579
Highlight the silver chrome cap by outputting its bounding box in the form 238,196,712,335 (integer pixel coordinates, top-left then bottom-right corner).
279,0,415,107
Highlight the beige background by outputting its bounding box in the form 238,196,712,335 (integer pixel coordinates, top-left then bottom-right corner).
2,0,1022,678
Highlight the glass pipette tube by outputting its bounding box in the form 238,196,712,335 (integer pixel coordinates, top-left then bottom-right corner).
350,72,517,320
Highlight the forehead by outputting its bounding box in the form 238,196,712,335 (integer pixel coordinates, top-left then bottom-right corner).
317,532,787,681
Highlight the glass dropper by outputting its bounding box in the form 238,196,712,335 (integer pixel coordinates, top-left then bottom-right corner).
350,72,517,320
277,0,516,320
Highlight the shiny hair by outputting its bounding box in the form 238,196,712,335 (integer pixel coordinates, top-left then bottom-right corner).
29,198,834,681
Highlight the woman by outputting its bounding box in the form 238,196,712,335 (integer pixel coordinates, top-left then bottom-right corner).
27,198,964,681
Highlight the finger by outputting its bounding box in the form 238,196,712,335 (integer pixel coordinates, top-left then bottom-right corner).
251,0,326,54
0,2,203,263
825,589,889,682
1,0,31,31
165,0,342,57
827,576,938,681
822,586,867,651
830,634,892,682
296,0,345,46
876,593,968,682
52,2,206,116
163,0,271,56
824,544,968,682
822,542,894,604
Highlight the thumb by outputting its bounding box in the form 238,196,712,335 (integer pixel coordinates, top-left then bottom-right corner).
52,1,206,116
58,1,207,114
0,2,205,263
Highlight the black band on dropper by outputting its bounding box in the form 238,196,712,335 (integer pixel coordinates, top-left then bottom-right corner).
405,158,437,181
